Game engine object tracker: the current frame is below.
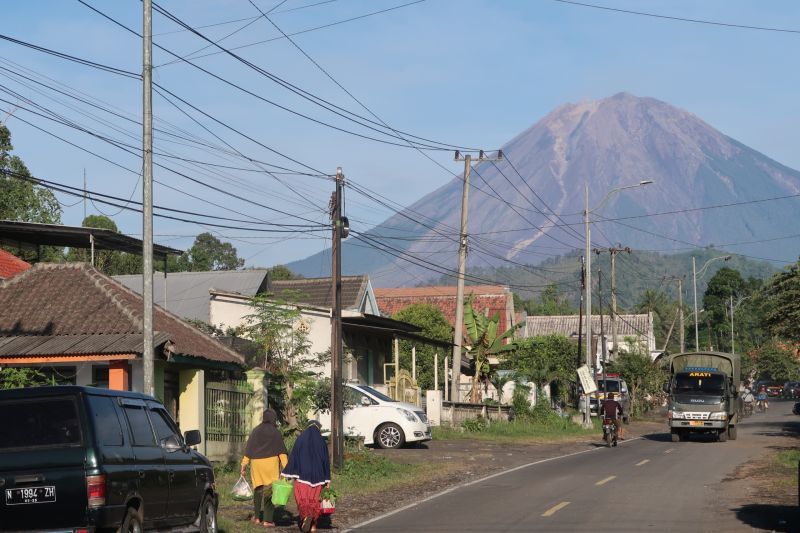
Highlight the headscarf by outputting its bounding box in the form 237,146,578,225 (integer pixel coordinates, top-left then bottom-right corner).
281,420,330,486
244,408,287,459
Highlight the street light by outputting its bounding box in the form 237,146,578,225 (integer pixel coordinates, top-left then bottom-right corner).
730,294,751,355
582,178,653,428
691,255,731,351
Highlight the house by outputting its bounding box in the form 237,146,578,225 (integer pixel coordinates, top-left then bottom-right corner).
114,269,270,322
0,262,247,458
0,249,30,280
524,313,657,363
209,275,453,394
375,285,516,332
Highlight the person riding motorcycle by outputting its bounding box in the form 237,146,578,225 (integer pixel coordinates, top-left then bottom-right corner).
757,385,769,411
600,392,624,446
742,387,755,415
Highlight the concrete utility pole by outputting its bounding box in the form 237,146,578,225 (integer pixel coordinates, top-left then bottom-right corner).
583,182,592,428
451,150,502,403
330,168,347,470
594,246,631,360
663,276,685,352
142,0,154,396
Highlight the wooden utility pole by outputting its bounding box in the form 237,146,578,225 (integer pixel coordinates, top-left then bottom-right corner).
142,0,154,396
451,150,502,403
330,168,347,470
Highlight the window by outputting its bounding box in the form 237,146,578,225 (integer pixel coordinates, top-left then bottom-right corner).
344,387,371,408
0,397,82,450
87,396,123,446
123,405,155,446
149,408,180,443
355,385,395,403
92,366,109,388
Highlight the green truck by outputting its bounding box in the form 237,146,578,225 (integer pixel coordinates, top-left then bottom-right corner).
666,351,741,442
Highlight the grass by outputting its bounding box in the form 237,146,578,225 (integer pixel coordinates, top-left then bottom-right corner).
433,417,600,443
772,449,800,469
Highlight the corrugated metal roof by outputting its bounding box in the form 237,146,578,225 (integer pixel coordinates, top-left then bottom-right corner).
525,314,651,338
115,270,269,321
269,276,368,310
0,333,172,356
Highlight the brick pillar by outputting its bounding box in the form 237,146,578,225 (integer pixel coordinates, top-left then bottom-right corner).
109,360,130,391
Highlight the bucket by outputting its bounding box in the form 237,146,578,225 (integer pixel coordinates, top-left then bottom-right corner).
271,478,293,506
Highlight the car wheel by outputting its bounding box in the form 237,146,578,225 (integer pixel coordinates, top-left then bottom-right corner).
118,507,142,533
198,494,218,533
376,423,405,449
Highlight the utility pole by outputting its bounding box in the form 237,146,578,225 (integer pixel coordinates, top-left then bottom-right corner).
597,270,608,407
576,255,585,370
451,150,502,403
83,169,87,221
730,294,735,355
594,246,630,360
330,168,348,470
663,276,685,352
142,0,154,396
583,182,592,428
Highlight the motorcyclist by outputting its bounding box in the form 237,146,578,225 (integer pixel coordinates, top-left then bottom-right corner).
757,385,769,411
742,387,755,414
599,392,623,446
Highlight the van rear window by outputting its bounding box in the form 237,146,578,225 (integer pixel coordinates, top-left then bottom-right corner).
0,397,82,449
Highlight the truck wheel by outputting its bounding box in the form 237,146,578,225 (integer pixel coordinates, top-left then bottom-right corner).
375,423,405,449
718,428,728,442
671,430,680,443
119,507,142,533
728,425,737,441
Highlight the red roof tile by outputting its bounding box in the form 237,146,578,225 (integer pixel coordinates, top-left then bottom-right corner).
0,250,30,279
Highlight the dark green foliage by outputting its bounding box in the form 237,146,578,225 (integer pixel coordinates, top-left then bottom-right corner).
518,284,575,315
461,417,488,432
761,260,800,343
175,232,244,271
501,334,575,404
751,341,800,382
608,344,666,416
267,265,299,280
392,304,452,391
0,367,48,389
64,215,144,275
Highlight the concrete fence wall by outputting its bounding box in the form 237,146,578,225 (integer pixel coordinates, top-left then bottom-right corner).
440,401,512,426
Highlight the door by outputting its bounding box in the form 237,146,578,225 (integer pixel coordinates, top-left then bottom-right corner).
147,403,199,523
343,387,380,440
120,400,168,524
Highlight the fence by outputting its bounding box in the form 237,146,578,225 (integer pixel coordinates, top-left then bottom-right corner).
205,380,253,443
441,401,512,426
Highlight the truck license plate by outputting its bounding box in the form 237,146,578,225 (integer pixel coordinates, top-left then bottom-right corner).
5,486,56,505
689,421,704,427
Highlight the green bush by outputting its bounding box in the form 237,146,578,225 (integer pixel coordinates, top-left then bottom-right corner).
461,416,488,433
511,382,533,419
340,451,404,481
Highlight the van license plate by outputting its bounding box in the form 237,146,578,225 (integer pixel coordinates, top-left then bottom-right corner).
5,486,56,505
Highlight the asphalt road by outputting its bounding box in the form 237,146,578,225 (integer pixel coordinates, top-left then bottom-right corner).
349,400,798,532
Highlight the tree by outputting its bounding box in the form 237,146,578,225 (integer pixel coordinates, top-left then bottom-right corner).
176,233,244,271
0,367,48,389
462,295,520,403
520,284,576,316
241,292,327,431
392,304,452,391
609,339,666,416
751,341,800,382
634,289,684,353
0,124,62,262
267,265,299,281
65,215,143,275
501,334,575,404
761,260,800,343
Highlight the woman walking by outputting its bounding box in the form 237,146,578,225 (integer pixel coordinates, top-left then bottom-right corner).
241,409,288,528
281,420,331,532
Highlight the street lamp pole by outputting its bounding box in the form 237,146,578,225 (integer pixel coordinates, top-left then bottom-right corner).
691,255,731,352
582,179,652,428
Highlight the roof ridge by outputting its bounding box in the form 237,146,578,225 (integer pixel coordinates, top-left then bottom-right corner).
83,264,145,331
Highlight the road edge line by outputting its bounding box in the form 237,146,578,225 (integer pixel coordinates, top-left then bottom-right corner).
344,436,644,531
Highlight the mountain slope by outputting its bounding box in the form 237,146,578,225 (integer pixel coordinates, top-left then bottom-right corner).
289,93,800,285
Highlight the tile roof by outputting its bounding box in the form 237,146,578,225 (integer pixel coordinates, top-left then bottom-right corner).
0,263,243,365
375,285,514,331
525,314,652,338
115,269,269,321
268,276,368,310
0,250,31,279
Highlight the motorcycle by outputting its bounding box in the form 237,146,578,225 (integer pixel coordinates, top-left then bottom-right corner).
602,417,617,447
742,400,754,417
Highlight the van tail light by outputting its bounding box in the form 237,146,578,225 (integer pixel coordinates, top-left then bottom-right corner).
86,474,106,508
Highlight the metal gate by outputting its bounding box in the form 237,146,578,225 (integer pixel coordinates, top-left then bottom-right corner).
205,380,253,442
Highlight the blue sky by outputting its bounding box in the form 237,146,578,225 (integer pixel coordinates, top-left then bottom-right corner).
2,0,799,267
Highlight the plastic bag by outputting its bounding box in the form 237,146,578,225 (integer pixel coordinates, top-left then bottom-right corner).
231,475,253,501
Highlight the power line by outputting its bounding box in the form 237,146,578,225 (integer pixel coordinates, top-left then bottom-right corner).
552,0,800,35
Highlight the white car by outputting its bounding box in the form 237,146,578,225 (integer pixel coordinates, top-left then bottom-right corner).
319,383,431,449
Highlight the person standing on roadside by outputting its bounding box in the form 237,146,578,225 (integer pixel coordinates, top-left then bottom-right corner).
281,420,331,533
241,409,288,528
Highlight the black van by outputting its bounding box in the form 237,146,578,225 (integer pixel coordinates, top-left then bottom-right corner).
0,386,218,532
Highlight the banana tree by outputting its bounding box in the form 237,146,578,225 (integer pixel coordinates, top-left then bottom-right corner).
463,295,521,403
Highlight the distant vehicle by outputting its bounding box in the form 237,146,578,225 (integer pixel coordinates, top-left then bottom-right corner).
319,383,431,449
783,382,800,399
666,352,741,443
0,386,218,532
580,374,630,424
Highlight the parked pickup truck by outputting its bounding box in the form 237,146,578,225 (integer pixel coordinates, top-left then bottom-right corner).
666,351,741,442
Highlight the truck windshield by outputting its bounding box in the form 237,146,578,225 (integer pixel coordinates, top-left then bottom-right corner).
675,373,725,394
597,380,621,393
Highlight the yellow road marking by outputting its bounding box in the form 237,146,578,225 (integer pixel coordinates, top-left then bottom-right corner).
595,475,616,486
636,459,650,466
541,501,571,517
664,448,674,454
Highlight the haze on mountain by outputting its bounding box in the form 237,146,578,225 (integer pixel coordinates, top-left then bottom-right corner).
289,92,800,287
